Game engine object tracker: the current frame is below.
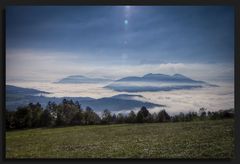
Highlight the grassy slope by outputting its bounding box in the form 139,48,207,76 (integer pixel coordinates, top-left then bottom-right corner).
6,119,234,159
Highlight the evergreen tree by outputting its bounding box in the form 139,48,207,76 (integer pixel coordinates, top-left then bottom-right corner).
136,106,151,123
157,110,170,122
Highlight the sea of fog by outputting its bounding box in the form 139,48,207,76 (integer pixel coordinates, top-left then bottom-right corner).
7,81,234,115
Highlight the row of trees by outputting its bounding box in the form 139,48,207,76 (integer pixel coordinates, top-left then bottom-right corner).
6,99,234,130
171,107,234,122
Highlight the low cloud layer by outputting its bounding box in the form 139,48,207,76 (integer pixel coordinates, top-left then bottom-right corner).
8,81,234,116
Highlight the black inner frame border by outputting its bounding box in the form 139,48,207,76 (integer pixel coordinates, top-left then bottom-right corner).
0,0,239,163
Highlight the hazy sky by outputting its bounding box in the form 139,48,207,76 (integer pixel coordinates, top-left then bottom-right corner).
6,6,234,82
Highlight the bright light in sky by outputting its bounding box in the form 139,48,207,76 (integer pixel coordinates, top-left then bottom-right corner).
124,19,128,25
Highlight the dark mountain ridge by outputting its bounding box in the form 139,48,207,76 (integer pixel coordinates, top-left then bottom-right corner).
6,85,50,95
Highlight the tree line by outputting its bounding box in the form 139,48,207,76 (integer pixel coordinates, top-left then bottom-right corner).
6,99,234,130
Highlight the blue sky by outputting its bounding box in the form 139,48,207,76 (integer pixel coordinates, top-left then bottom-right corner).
6,6,234,82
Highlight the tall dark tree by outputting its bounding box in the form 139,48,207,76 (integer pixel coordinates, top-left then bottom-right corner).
157,110,170,122
136,106,151,123
84,106,101,125
101,109,112,124
126,111,137,123
62,99,80,125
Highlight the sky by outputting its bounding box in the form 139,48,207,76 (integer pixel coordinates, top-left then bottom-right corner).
6,6,234,83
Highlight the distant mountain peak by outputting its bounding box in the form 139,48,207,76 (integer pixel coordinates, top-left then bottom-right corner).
56,75,112,84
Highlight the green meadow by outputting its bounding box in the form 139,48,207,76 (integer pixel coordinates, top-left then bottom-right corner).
6,119,234,159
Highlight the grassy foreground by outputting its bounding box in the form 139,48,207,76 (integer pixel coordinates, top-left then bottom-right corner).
6,119,234,159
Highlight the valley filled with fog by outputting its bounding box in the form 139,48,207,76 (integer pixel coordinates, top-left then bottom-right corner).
7,80,234,115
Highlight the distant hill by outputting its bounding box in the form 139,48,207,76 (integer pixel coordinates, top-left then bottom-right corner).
6,85,50,103
116,73,205,83
105,73,217,92
6,85,163,111
56,75,112,84
6,85,49,95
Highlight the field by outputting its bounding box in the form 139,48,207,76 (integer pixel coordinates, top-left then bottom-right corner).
6,119,234,159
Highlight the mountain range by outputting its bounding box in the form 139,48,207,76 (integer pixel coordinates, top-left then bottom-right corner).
6,73,218,111
116,73,205,83
105,73,217,92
